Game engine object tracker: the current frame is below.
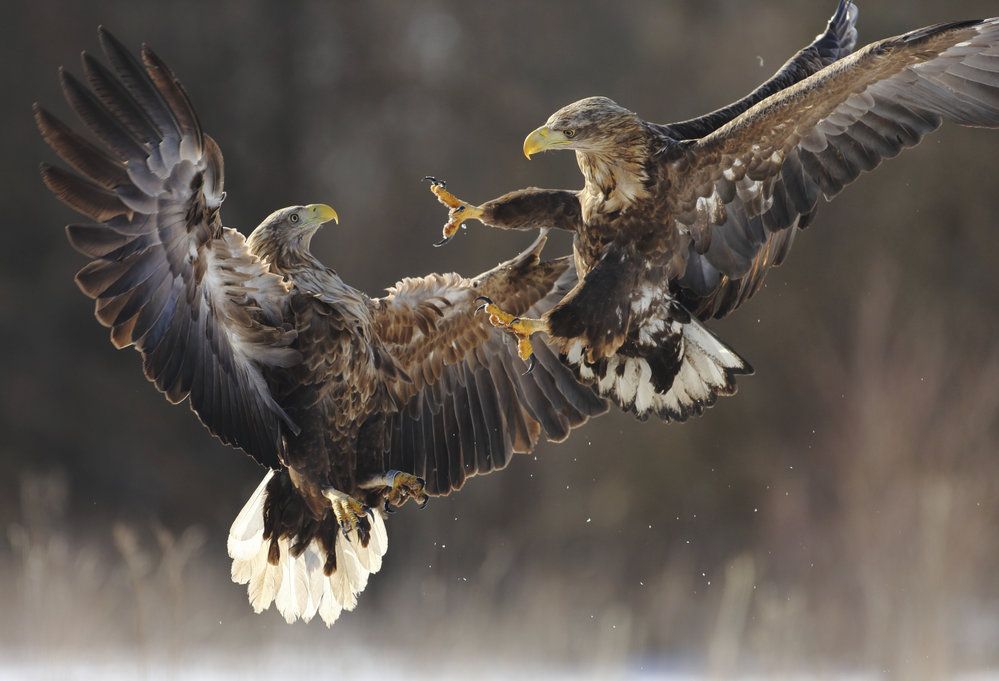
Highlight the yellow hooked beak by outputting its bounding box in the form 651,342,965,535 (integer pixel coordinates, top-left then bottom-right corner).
523,125,569,159
306,203,339,225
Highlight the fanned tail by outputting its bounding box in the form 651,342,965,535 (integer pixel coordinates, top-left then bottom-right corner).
565,308,752,422
227,470,388,626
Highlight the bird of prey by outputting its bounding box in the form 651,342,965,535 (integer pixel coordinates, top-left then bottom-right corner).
429,2,999,421
36,29,606,626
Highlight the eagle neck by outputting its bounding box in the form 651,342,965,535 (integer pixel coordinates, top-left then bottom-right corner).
576,133,652,219
247,224,324,270
262,247,371,323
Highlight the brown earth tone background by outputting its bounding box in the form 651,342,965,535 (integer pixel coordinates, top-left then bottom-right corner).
2,1,999,678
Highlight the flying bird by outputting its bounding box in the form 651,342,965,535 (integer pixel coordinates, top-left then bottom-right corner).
429,1,999,421
36,29,606,626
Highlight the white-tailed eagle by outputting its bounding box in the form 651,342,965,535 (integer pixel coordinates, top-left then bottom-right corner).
428,2,999,421
36,29,606,626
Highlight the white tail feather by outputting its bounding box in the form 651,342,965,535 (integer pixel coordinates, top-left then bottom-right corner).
227,471,271,560
228,471,389,626
565,316,751,421
651,320,750,418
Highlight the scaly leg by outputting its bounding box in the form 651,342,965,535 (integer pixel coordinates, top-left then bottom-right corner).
359,470,428,513
475,296,550,373
384,471,428,512
322,487,370,536
424,176,484,247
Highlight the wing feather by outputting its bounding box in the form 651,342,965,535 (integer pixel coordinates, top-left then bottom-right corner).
38,30,300,467
664,1,859,140
672,18,999,319
371,234,607,497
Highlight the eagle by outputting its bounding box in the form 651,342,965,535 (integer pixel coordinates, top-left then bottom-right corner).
36,29,607,626
429,2,999,422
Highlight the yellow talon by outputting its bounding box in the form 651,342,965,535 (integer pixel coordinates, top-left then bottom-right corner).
322,488,368,534
509,317,549,362
384,471,428,511
478,300,517,327
475,297,548,367
425,177,483,246
516,337,535,361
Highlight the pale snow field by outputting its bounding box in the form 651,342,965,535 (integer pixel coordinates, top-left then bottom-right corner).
2,650,998,681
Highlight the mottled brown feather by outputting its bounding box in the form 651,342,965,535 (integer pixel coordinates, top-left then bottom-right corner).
371,233,606,496
672,18,999,318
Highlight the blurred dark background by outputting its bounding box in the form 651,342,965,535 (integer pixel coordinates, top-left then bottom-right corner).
3,1,999,678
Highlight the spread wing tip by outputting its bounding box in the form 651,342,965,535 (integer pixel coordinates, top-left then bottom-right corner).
39,30,297,471
817,0,860,61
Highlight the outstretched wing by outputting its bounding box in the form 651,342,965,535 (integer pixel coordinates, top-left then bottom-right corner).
37,28,299,468
663,0,859,140
370,234,607,496
670,18,999,319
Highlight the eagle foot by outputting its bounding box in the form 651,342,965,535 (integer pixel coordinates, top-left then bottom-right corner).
424,177,483,247
475,296,548,370
382,470,428,513
322,488,370,536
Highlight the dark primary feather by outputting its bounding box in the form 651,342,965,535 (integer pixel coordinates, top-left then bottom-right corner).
664,0,859,140
672,17,999,319
372,234,607,496
37,28,299,468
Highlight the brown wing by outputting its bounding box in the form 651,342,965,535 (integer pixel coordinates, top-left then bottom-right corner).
664,0,859,140
370,233,607,496
670,18,999,319
37,29,299,468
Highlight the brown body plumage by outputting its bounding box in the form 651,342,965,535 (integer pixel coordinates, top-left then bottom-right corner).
432,2,999,422
37,29,607,625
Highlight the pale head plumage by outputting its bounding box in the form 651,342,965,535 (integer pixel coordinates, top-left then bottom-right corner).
246,203,339,267
546,96,639,149
522,97,653,215
524,96,645,158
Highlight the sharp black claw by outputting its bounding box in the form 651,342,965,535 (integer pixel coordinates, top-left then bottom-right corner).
475,295,493,313
417,496,429,510
523,354,537,376
423,175,445,186
363,505,374,519
434,234,455,248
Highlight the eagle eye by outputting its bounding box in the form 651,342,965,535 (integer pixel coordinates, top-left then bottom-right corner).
290,213,300,224
564,129,576,138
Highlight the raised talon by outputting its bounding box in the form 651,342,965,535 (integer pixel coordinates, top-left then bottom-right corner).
475,295,493,313
426,179,484,246
478,299,517,328
382,470,428,510
475,300,548,366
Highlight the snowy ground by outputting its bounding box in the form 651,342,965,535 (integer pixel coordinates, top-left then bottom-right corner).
2,650,998,681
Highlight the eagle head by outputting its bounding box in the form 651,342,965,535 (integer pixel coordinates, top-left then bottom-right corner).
246,203,339,261
523,96,641,158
